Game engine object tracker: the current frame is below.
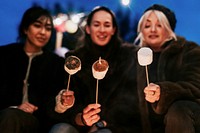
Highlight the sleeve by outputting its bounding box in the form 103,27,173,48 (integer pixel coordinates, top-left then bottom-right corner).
153,43,200,114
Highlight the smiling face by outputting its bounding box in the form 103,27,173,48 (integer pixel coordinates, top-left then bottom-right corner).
142,12,169,51
86,10,116,46
24,16,52,52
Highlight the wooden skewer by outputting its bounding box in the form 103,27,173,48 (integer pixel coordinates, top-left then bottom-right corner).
99,57,101,64
145,65,149,86
66,74,71,91
95,79,99,104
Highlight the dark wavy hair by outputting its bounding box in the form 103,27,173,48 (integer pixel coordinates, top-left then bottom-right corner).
17,6,53,43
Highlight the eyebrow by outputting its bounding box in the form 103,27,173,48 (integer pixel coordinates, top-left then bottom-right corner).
93,20,112,24
146,19,151,22
35,20,52,26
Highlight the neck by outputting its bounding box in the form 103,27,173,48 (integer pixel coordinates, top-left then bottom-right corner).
24,43,42,53
151,47,162,52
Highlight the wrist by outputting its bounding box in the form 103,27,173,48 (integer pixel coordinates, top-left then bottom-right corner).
81,113,88,126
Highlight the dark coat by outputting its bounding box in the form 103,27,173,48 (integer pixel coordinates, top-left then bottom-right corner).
0,43,66,132
53,39,141,133
137,36,200,133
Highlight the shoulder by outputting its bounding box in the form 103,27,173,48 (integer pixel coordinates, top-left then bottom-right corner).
167,36,200,59
42,49,65,63
0,43,24,55
119,42,139,57
65,45,87,59
175,36,199,48
121,42,139,51
0,43,23,50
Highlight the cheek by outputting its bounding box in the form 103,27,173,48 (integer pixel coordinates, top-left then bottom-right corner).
160,31,169,39
110,28,115,35
90,33,97,42
142,31,149,40
26,28,37,37
46,32,52,38
142,29,148,35
26,31,34,39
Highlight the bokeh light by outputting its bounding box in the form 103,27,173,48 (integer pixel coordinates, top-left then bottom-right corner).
121,0,130,6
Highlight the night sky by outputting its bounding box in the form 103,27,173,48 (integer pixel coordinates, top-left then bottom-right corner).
1,0,200,46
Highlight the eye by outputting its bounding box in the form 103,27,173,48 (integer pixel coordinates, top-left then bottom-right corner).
33,23,41,28
94,24,99,27
144,25,150,28
157,24,162,28
104,24,111,28
45,26,52,31
104,21,112,28
92,21,100,27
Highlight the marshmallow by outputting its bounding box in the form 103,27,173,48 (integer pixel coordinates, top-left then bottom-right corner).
92,58,109,80
64,55,81,75
137,47,153,66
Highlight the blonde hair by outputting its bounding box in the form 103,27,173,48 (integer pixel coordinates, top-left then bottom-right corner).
134,10,177,47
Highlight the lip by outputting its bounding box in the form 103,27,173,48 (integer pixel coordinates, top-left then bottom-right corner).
98,33,108,39
149,34,159,39
37,36,46,40
37,37,47,43
97,35,107,40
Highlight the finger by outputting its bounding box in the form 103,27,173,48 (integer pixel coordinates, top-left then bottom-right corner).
84,108,101,120
145,94,160,103
27,103,38,110
62,95,75,106
23,102,38,111
63,90,74,96
90,115,100,124
144,90,155,96
83,104,101,113
84,113,100,126
145,96,156,103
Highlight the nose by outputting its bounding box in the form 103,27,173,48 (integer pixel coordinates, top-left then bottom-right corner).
40,27,46,34
150,25,156,32
99,25,105,32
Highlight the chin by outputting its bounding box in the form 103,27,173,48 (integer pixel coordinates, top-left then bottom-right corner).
95,42,108,46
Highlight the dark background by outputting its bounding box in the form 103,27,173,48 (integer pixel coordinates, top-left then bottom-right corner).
1,0,200,49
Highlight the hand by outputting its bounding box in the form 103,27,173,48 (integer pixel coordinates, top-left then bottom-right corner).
18,102,38,114
144,83,160,103
81,103,101,126
61,90,75,106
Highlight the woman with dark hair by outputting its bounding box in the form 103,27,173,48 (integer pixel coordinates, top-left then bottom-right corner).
49,6,139,133
0,6,66,133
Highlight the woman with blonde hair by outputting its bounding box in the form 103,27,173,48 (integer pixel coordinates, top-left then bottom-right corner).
135,4,200,133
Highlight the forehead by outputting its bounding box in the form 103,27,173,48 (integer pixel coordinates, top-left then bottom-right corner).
146,12,158,22
36,16,51,24
92,10,112,23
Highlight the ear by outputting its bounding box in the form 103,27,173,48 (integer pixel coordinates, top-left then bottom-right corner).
85,26,90,34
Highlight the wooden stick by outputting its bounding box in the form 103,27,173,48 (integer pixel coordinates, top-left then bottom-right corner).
66,74,71,91
145,65,149,86
96,79,99,104
99,57,101,64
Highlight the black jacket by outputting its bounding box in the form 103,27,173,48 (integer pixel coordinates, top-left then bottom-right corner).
48,37,141,133
137,36,200,133
0,43,66,132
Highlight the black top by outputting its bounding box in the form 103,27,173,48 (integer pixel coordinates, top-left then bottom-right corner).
0,43,66,132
